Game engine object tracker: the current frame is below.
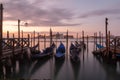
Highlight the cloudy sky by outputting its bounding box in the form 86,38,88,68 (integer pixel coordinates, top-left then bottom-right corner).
1,0,120,36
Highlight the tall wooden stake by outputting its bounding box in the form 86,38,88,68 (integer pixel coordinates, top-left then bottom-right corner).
82,30,84,44
18,19,20,42
105,18,108,54
28,34,30,47
7,31,9,43
12,34,15,55
0,4,3,56
101,33,104,46
66,30,68,54
7,31,9,39
108,31,110,55
87,35,88,47
76,33,78,41
94,33,96,51
33,31,35,47
95,32,97,51
21,31,23,53
38,33,40,51
50,28,52,46
99,31,101,45
44,34,46,49
31,33,32,47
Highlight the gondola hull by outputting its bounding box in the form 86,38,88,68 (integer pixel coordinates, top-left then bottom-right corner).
55,42,65,61
31,43,56,60
70,43,80,63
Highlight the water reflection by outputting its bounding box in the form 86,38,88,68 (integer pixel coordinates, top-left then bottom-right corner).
1,40,120,80
95,56,120,80
29,57,51,77
70,58,80,80
54,59,65,80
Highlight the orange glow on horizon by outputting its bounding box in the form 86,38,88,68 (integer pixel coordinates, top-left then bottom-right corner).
3,20,101,38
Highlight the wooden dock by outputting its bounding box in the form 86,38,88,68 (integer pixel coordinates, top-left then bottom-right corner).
92,18,120,61
1,37,30,60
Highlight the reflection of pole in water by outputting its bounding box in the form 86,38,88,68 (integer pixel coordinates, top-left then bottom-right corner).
0,61,3,78
86,35,89,58
83,47,85,61
70,60,80,80
54,60,65,80
95,55,120,80
49,57,54,80
4,57,12,78
82,31,85,61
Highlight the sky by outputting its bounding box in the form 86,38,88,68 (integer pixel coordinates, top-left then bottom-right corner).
1,0,120,37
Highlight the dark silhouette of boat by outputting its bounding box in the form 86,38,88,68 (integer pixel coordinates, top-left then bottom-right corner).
55,42,65,60
31,43,56,60
70,42,80,63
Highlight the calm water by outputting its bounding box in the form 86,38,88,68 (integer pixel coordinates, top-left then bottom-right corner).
1,39,120,80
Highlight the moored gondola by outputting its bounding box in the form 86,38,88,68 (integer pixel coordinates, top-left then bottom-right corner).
70,42,80,63
55,42,65,60
31,42,56,60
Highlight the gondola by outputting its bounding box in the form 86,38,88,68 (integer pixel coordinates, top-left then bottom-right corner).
75,41,82,53
70,43,80,63
79,41,86,49
55,42,65,60
31,42,56,60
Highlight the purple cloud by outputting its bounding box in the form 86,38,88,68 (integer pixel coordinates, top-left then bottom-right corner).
79,9,120,18
2,0,80,26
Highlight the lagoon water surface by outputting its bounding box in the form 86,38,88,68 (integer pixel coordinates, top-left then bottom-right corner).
2,39,120,80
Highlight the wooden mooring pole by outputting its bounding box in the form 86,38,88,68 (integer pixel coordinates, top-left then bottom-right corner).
87,35,89,47
31,33,32,47
44,34,46,49
12,34,15,55
99,31,101,51
0,4,3,56
33,31,35,48
21,31,23,53
114,37,116,55
95,32,97,51
76,33,78,41
101,33,104,46
18,19,20,42
0,4,4,74
105,18,108,54
82,30,84,44
66,30,68,54
99,31,101,45
94,33,96,51
38,33,40,51
7,31,9,39
28,34,30,47
108,31,110,55
50,28,52,46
